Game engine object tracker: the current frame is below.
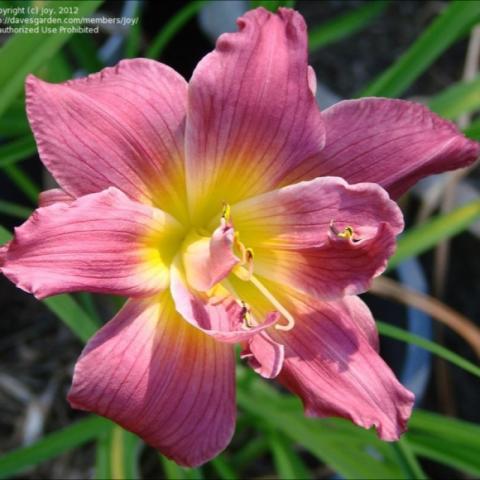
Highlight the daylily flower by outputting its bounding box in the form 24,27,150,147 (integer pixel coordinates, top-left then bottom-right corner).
1,7,478,467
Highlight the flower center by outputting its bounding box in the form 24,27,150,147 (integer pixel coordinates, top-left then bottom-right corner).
222,204,295,331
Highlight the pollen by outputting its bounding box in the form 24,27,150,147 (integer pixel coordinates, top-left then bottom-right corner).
330,220,355,240
222,202,231,222
338,226,354,239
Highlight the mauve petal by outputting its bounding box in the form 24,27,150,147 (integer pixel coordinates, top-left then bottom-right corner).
186,7,325,223
241,332,285,379
170,261,278,343
26,59,189,221
183,220,239,292
232,177,403,300
283,98,479,199
351,295,380,352
68,293,236,467
38,188,74,207
2,188,183,299
274,294,414,441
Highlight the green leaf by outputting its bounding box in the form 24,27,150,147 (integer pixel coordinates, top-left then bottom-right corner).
125,3,142,58
0,416,111,479
3,164,39,203
42,51,74,83
309,1,389,52
0,226,11,244
43,294,100,342
377,321,480,379
428,74,480,119
463,116,480,140
0,136,36,168
388,200,480,271
231,436,268,469
146,0,207,59
359,1,480,97
237,376,408,479
269,430,312,479
210,456,238,480
0,199,31,219
160,455,204,479
69,34,104,73
408,410,480,476
77,292,102,324
249,0,296,11
0,104,30,137
95,425,142,480
0,0,103,118
390,438,428,479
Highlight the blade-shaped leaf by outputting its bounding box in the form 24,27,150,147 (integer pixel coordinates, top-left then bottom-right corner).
0,416,111,479
408,410,480,476
359,1,480,97
428,74,480,119
0,0,103,117
388,201,480,271
269,430,312,479
160,455,204,479
377,321,480,379
309,1,389,51
0,136,36,168
146,0,207,59
0,199,31,219
236,371,408,479
95,425,142,480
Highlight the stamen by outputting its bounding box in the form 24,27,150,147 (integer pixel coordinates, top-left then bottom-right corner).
338,226,354,239
245,248,254,278
222,202,231,222
330,220,355,240
233,232,247,262
232,236,255,280
240,300,256,328
248,275,295,331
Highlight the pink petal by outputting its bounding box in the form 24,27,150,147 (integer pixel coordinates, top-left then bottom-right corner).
38,188,74,207
170,262,278,343
284,98,479,199
2,188,183,299
183,220,239,292
185,7,325,222
68,293,236,467
26,59,189,220
274,294,414,441
241,332,285,379
232,177,403,300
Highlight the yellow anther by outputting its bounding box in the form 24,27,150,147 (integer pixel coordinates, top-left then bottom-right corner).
222,202,231,222
232,236,255,280
330,220,355,240
337,226,354,239
245,248,254,277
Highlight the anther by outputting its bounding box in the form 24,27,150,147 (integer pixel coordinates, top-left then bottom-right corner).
330,221,355,240
338,226,354,239
240,301,254,328
222,202,231,222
